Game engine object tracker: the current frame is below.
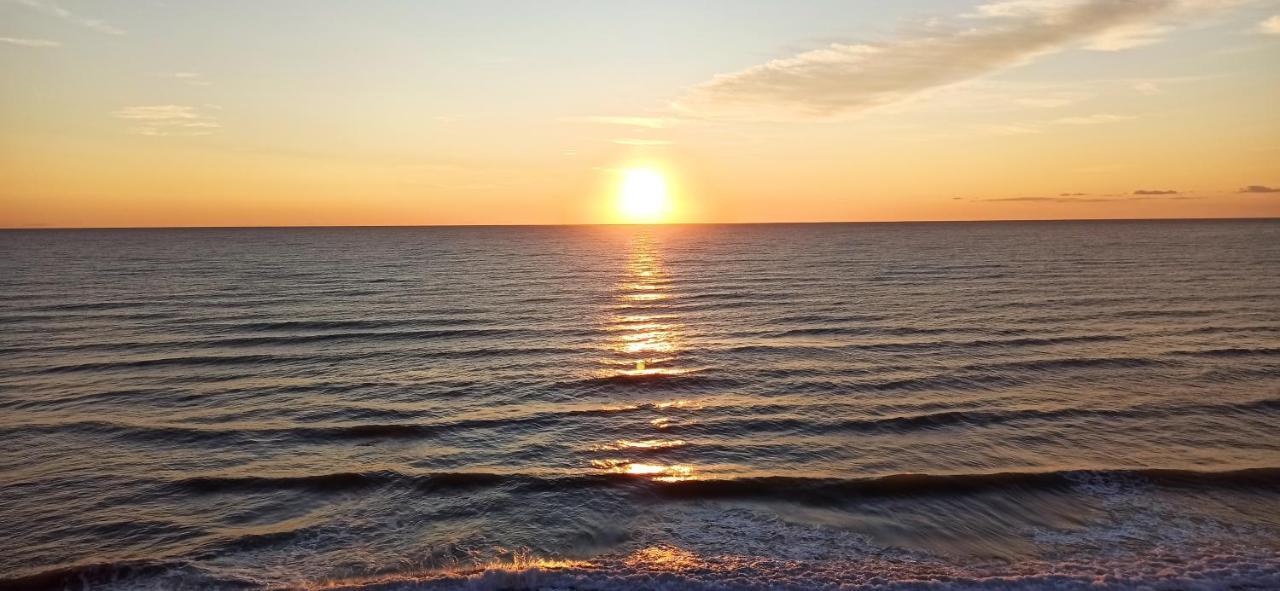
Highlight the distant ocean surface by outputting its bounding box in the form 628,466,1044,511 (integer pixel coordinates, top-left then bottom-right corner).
2,220,1279,591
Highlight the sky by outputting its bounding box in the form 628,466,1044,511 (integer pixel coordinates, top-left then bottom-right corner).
1,0,1278,227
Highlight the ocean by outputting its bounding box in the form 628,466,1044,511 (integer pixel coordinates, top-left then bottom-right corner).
1,220,1278,590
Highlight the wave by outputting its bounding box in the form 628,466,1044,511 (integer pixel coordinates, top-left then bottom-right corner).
10,552,1280,591
862,334,1128,351
172,470,512,494
672,396,1280,436
17,301,147,312
766,312,886,324
10,396,1272,447
0,559,244,591
769,326,961,338
1167,346,1280,358
565,372,738,392
964,355,1166,373
654,467,1280,503
162,466,1280,499
198,328,573,347
227,318,479,332
734,367,1038,395
0,413,566,446
15,342,587,374
28,353,289,375
728,334,1127,354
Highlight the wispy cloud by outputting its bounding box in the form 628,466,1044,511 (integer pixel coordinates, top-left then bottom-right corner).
1133,188,1179,195
113,105,220,136
0,35,60,47
1238,185,1279,193
1055,113,1138,125
679,0,1244,120
168,72,212,87
10,0,125,35
561,116,676,129
1081,22,1173,50
1133,81,1162,95
982,192,1197,203
609,138,674,146
985,112,1138,134
983,196,1115,202
1261,15,1280,34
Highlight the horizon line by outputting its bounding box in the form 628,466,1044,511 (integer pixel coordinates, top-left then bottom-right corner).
2,215,1277,231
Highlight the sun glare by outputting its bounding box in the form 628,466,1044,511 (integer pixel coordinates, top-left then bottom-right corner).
617,168,672,223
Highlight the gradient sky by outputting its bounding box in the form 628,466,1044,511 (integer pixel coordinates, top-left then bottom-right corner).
2,0,1279,227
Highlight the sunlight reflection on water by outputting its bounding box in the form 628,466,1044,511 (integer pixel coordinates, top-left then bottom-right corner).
587,234,704,480
607,234,683,377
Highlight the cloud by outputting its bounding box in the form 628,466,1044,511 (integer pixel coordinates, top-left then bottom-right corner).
113,105,221,136
1238,185,1279,193
609,138,674,146
10,0,125,35
1084,22,1173,50
984,112,1138,134
984,196,1116,202
1261,15,1280,34
980,191,1198,202
1133,81,1163,95
1054,113,1137,125
0,36,60,47
562,116,675,129
1012,96,1078,108
1133,189,1178,194
169,72,212,86
114,105,207,121
678,0,1242,119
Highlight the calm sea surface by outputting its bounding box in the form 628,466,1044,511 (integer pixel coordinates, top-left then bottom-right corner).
1,221,1278,590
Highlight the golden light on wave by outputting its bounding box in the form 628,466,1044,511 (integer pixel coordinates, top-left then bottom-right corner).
602,233,686,376
655,399,699,410
624,545,704,571
616,168,673,224
593,439,688,451
592,459,696,481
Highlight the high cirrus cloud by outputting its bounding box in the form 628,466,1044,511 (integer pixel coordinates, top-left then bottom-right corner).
113,105,221,136
9,0,125,35
0,36,60,47
678,0,1243,119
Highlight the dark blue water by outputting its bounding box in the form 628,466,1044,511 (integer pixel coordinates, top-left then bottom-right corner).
2,221,1278,590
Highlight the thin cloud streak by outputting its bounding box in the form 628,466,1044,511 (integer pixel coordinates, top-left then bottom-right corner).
985,112,1138,135
10,0,125,35
113,105,221,136
678,0,1244,120
609,138,674,146
169,72,212,87
561,116,676,129
0,36,60,47
981,194,1198,203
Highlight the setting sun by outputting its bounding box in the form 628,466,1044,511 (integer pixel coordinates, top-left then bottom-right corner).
617,168,672,223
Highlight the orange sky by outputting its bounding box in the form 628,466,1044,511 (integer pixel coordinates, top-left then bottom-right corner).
2,0,1279,227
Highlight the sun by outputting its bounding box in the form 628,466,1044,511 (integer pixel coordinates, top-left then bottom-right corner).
617,168,672,223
